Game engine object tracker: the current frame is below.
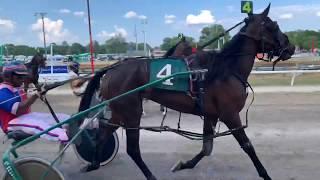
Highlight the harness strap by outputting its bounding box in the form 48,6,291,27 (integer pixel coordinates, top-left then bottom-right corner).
41,96,60,124
232,72,254,128
194,80,205,115
199,20,245,50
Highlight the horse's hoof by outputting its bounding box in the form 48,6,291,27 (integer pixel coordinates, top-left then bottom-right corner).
80,164,100,173
171,160,184,172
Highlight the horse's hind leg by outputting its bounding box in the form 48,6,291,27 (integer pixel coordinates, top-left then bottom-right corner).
126,128,156,180
172,116,217,172
225,114,272,180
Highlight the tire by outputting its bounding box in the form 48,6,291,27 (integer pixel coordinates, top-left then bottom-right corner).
2,157,64,180
73,131,119,166
73,88,119,166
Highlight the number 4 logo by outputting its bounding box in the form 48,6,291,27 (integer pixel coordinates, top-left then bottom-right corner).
241,1,253,14
156,64,173,85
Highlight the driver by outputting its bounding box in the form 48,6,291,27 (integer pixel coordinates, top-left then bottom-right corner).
0,62,69,142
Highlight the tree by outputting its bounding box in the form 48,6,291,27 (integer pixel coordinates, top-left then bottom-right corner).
199,24,230,50
127,42,152,51
127,42,136,51
70,43,86,54
60,41,70,54
104,35,128,54
286,30,320,50
160,35,195,51
86,40,102,54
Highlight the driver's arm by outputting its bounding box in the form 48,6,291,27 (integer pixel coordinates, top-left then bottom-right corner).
16,94,38,115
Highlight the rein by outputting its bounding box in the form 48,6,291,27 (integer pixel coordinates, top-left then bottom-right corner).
34,61,124,124
199,20,245,50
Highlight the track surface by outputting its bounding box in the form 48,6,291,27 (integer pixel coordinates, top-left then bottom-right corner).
1,92,320,180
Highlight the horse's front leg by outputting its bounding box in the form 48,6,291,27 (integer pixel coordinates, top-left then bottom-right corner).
225,114,272,180
171,116,217,172
126,128,156,180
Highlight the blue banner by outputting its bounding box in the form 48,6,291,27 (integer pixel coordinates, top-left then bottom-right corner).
40,65,69,74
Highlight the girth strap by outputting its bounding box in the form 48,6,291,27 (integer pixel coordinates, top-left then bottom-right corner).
193,71,207,115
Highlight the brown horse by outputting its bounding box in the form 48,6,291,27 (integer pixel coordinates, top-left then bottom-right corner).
163,36,193,58
78,5,295,180
24,53,47,86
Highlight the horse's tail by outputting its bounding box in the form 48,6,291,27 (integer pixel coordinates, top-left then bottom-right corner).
78,69,108,112
78,61,123,113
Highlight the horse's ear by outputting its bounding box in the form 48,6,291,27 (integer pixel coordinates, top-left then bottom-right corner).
261,3,271,17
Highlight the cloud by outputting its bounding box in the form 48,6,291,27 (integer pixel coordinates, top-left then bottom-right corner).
97,25,128,39
124,11,147,20
317,11,320,16
59,9,71,14
254,4,320,32
73,11,85,17
31,18,77,43
257,4,320,19
124,11,137,18
164,14,176,24
0,18,15,34
186,10,215,25
138,15,147,20
278,13,293,19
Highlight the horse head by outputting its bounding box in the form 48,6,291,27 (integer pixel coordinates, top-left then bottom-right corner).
240,4,295,61
191,4,296,82
25,53,46,85
31,53,47,68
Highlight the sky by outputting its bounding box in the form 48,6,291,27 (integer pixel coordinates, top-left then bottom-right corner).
0,0,320,47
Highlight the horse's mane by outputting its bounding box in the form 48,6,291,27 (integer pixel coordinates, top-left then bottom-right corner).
205,34,247,83
163,41,183,58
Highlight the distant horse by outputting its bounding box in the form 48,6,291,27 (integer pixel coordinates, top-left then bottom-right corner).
0,53,46,86
24,53,47,86
78,5,295,180
163,36,193,58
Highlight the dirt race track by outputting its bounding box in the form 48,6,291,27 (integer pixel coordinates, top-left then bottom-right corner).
1,92,320,180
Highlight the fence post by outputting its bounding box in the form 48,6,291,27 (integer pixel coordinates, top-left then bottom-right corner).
290,73,296,86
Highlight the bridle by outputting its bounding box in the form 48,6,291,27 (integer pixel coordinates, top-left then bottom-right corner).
239,17,289,63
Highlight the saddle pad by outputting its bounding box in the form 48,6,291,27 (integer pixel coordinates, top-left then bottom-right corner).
149,58,189,92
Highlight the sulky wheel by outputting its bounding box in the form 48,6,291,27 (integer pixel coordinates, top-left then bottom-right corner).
73,130,119,166
2,157,64,180
73,88,119,166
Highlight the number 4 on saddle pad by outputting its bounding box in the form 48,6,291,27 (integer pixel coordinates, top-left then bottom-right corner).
149,58,190,92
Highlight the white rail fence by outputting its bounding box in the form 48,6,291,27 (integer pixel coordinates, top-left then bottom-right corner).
251,70,320,86
39,68,320,86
